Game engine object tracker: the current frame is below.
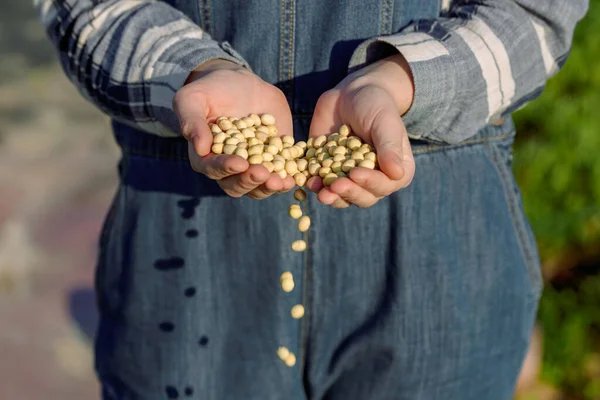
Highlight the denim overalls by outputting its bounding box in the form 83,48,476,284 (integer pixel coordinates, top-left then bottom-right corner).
95,1,542,399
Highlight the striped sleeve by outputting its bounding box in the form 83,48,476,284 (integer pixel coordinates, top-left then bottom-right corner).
36,0,250,137
349,0,589,144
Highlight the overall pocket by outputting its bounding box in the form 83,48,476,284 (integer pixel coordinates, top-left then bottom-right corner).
485,136,543,297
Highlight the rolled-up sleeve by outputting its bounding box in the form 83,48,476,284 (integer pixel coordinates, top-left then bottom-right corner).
349,0,589,144
37,0,250,136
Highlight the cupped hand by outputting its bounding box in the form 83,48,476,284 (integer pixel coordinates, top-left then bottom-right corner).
173,59,295,199
307,54,416,208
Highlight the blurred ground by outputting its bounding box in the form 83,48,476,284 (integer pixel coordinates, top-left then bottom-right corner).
0,1,119,398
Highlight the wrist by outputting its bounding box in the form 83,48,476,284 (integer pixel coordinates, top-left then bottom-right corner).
185,58,244,85
377,53,415,116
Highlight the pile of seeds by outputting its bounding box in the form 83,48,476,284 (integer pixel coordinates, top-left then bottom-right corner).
210,114,378,187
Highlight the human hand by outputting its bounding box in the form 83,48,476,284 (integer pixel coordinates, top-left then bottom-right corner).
173,59,295,199
307,53,416,208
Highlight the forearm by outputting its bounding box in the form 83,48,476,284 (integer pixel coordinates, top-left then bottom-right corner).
38,0,249,136
349,0,589,143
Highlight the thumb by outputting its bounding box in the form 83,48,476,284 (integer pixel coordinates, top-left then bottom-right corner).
173,91,212,156
369,104,412,182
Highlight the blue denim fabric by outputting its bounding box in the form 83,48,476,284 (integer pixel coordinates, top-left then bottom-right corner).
96,117,541,400
94,1,543,399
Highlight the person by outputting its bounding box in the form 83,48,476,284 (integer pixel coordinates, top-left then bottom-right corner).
38,0,587,399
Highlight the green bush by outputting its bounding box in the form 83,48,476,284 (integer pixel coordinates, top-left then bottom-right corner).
513,0,600,397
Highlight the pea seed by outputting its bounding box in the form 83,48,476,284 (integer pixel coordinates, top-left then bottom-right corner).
321,159,334,168
273,154,285,163
294,172,307,187
233,133,246,142
351,151,365,161
318,167,332,178
223,144,237,155
306,148,317,159
302,170,309,177
290,304,305,319
327,134,340,143
357,147,370,155
333,146,347,156
226,129,240,136
324,141,337,150
298,216,311,232
331,161,342,173
277,169,288,179
256,125,270,134
358,159,376,169
261,114,276,126
327,146,338,156
277,346,290,360
292,240,307,252
347,138,361,151
313,135,327,148
315,147,324,155
338,137,348,147
234,147,248,159
288,146,300,159
308,163,321,176
210,124,222,133
268,125,278,136
361,143,374,151
280,271,293,281
237,142,249,149
269,137,283,151
337,171,347,177
262,161,275,172
250,114,262,127
281,278,294,292
342,159,356,172
213,132,227,144
323,173,338,186
273,160,285,172
296,141,307,149
333,154,346,162
248,144,264,156
225,137,241,146
262,152,274,163
282,136,295,146
228,117,238,122
256,132,269,143
233,120,247,130
247,138,261,146
317,152,331,162
285,160,298,175
249,154,263,164
216,116,228,122
289,204,302,219
243,117,255,127
242,128,255,138
365,152,377,162
217,119,233,131
306,138,314,148
211,143,224,154
296,159,308,172
294,189,307,201
339,124,350,137
280,148,293,160
284,353,297,367
262,145,276,155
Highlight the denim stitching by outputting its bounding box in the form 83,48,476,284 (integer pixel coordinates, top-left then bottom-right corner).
484,141,543,296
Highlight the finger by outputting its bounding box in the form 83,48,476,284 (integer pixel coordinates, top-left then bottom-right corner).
173,91,213,156
316,187,341,205
331,198,352,209
188,144,248,179
348,168,403,197
218,165,271,197
308,89,343,138
247,175,285,199
306,176,324,193
328,177,380,207
368,102,413,182
281,175,296,192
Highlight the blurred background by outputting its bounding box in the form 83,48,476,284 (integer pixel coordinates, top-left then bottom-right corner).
0,1,598,399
